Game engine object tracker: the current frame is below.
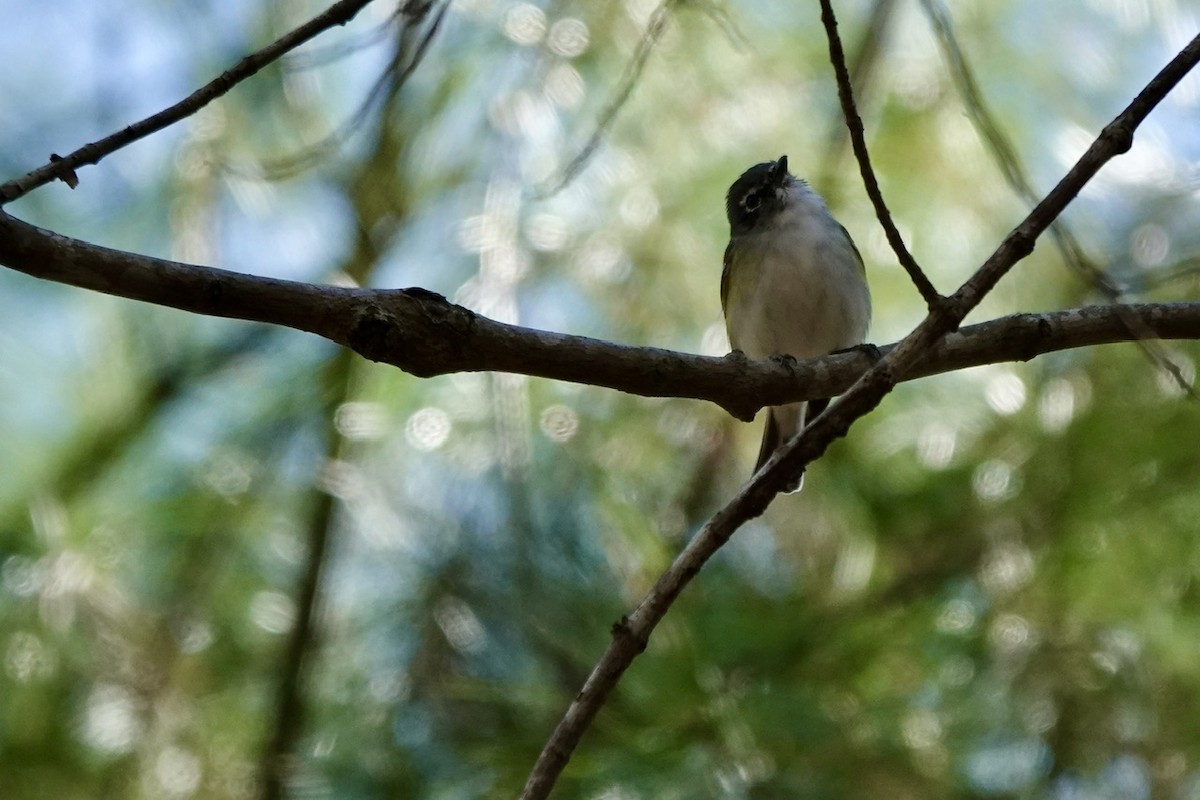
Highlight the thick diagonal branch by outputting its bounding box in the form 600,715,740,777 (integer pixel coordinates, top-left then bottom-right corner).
516,30,1200,800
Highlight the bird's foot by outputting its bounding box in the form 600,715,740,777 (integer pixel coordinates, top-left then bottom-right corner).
725,348,751,365
832,342,882,362
770,352,800,368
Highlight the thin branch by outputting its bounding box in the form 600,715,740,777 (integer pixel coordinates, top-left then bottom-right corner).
2,210,1199,424
917,0,1197,398
257,10,430,787
815,0,899,197
517,31,1200,800
536,0,678,198
1127,256,1200,291
283,7,402,72
0,0,381,204
818,0,942,308
258,349,350,800
247,0,450,181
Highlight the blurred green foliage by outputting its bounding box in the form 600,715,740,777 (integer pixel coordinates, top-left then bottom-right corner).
2,0,1200,798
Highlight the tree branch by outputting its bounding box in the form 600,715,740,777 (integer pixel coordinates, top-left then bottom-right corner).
2,209,1198,423
517,30,1200,800
258,351,349,800
815,0,899,198
819,0,942,308
0,0,381,204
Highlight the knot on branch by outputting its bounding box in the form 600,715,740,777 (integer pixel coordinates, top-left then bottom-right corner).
1009,230,1037,261
347,288,476,377
1102,120,1135,154
718,350,763,421
1003,313,1055,362
1032,314,1054,358
611,616,648,654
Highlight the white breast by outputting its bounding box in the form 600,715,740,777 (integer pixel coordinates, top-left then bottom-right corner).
725,185,871,361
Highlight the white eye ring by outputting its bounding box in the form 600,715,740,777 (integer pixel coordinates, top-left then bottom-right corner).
741,191,761,212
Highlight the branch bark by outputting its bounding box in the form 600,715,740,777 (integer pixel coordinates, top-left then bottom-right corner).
2,210,1199,424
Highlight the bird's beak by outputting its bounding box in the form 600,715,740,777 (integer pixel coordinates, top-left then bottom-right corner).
772,155,789,185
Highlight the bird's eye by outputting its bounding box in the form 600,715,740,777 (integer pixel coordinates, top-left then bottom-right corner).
742,190,761,212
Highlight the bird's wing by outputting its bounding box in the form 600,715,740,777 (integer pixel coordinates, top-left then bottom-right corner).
838,222,866,278
720,239,736,316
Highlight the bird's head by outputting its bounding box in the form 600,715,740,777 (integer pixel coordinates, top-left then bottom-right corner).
725,155,795,236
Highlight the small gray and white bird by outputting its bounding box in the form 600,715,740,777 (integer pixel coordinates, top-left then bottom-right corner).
721,155,871,492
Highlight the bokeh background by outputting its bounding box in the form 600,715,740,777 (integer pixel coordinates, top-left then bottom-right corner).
2,0,1200,797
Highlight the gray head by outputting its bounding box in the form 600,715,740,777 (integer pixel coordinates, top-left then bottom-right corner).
725,155,796,236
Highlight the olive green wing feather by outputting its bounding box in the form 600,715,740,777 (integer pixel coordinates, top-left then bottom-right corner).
720,240,736,316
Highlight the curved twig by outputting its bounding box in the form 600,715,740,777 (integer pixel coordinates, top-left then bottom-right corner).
536,0,679,198
248,0,450,181
818,0,942,307
815,0,899,197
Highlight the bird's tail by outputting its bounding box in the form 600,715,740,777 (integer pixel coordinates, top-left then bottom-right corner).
753,398,830,493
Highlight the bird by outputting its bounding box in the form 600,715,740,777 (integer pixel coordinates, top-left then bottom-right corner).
721,155,872,492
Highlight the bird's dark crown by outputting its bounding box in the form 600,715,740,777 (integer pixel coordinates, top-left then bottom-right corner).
725,155,794,235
